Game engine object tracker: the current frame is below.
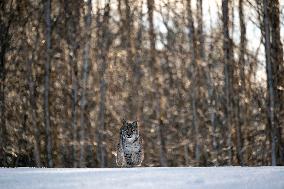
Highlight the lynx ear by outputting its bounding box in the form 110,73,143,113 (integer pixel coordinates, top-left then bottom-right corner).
132,121,138,127
122,119,127,125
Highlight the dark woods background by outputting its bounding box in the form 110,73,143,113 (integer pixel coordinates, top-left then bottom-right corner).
0,0,283,168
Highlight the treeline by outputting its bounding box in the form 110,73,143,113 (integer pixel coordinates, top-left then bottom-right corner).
0,0,283,167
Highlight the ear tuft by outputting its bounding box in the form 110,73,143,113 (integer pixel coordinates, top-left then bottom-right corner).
132,121,138,127
122,118,127,125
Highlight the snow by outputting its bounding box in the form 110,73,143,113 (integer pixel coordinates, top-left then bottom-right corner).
0,167,283,189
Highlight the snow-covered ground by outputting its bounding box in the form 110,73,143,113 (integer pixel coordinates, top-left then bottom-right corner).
0,167,283,189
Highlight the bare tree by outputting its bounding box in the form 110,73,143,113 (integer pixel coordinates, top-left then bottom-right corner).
1,0,282,168
64,0,81,167
186,0,200,165
27,28,41,167
222,0,233,165
196,0,205,59
0,0,12,167
133,1,144,120
0,0,21,167
96,3,111,168
206,8,218,165
269,0,284,165
147,0,156,68
236,0,246,166
262,0,279,166
158,119,168,166
44,0,53,168
123,0,137,119
147,0,168,166
79,0,92,168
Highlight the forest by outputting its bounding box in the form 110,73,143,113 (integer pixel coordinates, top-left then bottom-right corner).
0,0,283,168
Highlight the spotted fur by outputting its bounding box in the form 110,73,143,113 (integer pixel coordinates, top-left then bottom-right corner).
116,120,144,167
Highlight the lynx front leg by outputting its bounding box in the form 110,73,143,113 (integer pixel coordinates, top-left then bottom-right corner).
124,152,134,167
132,149,144,166
116,143,126,167
132,138,144,166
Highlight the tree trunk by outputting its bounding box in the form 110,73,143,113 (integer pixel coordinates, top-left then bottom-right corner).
27,30,41,167
44,0,53,168
122,0,136,119
64,0,81,167
263,0,276,166
96,3,110,168
147,0,156,68
269,0,284,165
0,24,7,167
0,42,7,166
79,0,92,168
0,0,13,167
236,0,245,166
97,75,107,167
196,0,205,59
207,42,218,165
133,2,143,120
158,119,168,166
222,0,233,165
147,0,166,165
186,0,200,165
206,6,218,166
71,57,78,168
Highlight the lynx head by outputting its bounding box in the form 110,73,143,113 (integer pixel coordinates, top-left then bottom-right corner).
120,119,139,142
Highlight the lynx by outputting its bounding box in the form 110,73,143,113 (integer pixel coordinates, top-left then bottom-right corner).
116,120,144,167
